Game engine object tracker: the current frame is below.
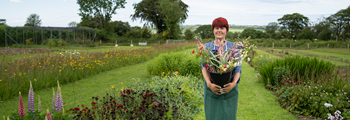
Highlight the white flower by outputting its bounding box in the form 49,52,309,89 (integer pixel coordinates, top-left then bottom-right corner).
324,103,333,107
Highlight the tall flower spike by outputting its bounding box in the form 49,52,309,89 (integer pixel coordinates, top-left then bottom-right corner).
18,92,25,117
28,81,35,113
38,95,42,111
52,87,55,110
46,109,52,120
54,80,64,112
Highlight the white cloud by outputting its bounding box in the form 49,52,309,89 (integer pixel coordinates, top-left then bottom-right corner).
10,0,22,3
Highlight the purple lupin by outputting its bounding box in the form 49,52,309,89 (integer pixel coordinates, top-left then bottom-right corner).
54,81,64,112
28,81,35,113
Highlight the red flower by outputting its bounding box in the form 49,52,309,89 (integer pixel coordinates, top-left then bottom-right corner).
118,105,123,108
146,90,150,93
81,104,85,107
153,101,159,105
79,111,83,114
281,82,284,85
199,51,202,54
192,50,195,54
75,107,80,111
199,46,203,50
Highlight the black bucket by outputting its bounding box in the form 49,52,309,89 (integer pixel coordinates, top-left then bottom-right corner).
207,69,232,88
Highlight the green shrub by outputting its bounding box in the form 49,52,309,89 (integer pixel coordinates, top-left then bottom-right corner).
11,44,24,48
146,52,201,77
258,55,335,86
318,29,332,40
44,39,67,47
272,66,290,86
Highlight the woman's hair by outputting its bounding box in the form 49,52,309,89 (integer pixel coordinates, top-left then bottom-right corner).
212,17,229,32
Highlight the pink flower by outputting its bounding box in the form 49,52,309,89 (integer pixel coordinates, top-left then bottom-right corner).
18,92,25,117
224,65,227,68
46,109,52,120
282,75,284,77
209,68,214,72
153,101,159,105
239,42,243,45
269,84,271,87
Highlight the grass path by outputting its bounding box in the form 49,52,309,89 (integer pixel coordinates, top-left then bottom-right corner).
194,62,298,120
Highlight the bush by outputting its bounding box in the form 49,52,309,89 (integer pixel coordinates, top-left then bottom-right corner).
318,29,333,40
44,39,67,47
258,55,335,86
146,52,201,77
297,27,316,40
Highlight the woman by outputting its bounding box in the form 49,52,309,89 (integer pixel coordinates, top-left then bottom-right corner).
200,17,241,120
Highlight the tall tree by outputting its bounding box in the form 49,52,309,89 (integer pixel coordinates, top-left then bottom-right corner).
265,22,279,38
278,13,309,38
110,20,131,36
131,0,188,34
158,0,186,39
24,14,41,27
77,0,126,30
68,21,77,27
312,15,330,37
327,6,350,41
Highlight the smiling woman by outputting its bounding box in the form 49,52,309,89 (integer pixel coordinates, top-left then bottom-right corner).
199,17,242,120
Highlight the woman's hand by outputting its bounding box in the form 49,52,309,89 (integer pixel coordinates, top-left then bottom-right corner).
221,82,236,94
207,82,221,95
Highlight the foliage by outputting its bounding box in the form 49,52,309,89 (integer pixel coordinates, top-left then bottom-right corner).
131,0,188,34
68,75,203,119
0,25,8,46
194,25,214,39
241,28,265,39
24,13,41,27
68,21,77,27
77,17,100,29
318,29,333,40
110,20,131,36
265,22,279,37
272,66,290,86
25,38,33,46
124,27,152,39
184,29,194,40
258,55,335,86
77,0,126,30
278,13,309,38
297,27,316,40
326,6,350,41
146,52,201,77
0,43,195,101
44,39,67,47
159,0,187,39
0,19,6,25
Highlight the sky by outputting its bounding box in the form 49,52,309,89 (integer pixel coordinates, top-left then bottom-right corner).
1,0,350,27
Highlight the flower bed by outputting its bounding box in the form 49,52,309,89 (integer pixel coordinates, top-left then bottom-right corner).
251,52,350,119
0,43,195,101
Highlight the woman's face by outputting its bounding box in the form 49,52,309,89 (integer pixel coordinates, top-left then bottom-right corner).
213,27,227,40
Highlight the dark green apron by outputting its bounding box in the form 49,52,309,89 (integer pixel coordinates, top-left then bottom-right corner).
204,82,239,120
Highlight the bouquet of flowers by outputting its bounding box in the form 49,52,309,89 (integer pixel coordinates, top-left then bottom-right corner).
194,38,248,75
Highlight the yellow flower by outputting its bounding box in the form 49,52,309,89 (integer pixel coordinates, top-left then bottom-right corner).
121,82,123,84
59,70,61,72
34,78,36,81
330,93,332,95
345,85,347,88
5,69,7,71
0,80,1,81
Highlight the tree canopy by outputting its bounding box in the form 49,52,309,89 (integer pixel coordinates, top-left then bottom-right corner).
0,19,6,25
68,21,77,27
131,0,188,34
278,13,309,38
24,13,41,27
194,25,214,39
265,22,279,37
326,7,350,41
77,0,126,30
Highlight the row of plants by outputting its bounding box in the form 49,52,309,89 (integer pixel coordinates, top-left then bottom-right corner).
251,51,350,119
146,52,201,77
0,43,196,101
248,39,350,49
8,72,203,120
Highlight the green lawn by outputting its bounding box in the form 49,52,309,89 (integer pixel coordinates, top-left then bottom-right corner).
194,62,298,120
